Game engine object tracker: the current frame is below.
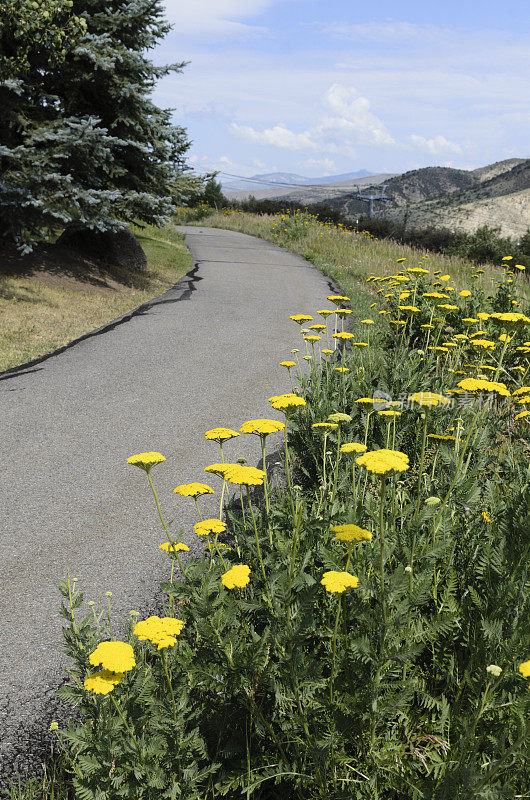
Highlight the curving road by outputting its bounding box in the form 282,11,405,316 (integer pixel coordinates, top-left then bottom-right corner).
0,226,339,784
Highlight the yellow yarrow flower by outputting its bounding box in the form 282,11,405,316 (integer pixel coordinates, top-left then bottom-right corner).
221,564,251,589
408,392,450,408
318,309,334,317
204,463,234,478
280,360,297,368
173,483,214,497
89,641,135,673
332,332,355,340
333,524,372,542
456,378,511,397
312,422,338,430
194,518,227,536
355,448,410,475
459,290,471,297
239,418,285,435
134,616,184,650
159,542,189,553
321,571,359,593
515,410,530,421
204,427,240,442
340,443,368,455
327,295,350,304
470,339,496,350
512,386,530,396
84,670,125,695
126,452,166,472
222,465,265,486
378,409,401,417
518,660,530,678
289,314,313,323
327,412,352,423
268,393,307,413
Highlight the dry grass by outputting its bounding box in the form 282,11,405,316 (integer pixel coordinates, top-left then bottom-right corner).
187,209,530,304
0,225,192,372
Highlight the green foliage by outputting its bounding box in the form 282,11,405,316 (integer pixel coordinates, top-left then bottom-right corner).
55,260,530,799
0,0,194,251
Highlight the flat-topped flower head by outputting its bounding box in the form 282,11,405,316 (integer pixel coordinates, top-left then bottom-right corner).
303,334,322,341
312,422,338,430
333,524,372,542
222,464,265,486
408,391,450,408
512,386,530,396
437,304,459,311
127,452,166,473
194,518,227,536
318,309,334,317
396,257,406,263
289,314,313,324
428,434,456,441
514,264,526,271
477,312,490,321
321,348,334,355
340,442,367,454
89,641,135,673
421,324,435,329
309,323,326,331
398,305,420,314
204,427,240,442
334,308,352,317
327,295,350,305
335,366,350,373
355,397,387,406
378,409,401,417
327,412,352,424
470,339,496,350
361,319,375,324
268,393,307,414
459,290,471,297
332,331,355,340
356,448,410,475
321,570,359,593
488,312,530,328
222,564,251,589
515,410,530,421
239,418,285,435
174,482,214,497
423,292,449,299
134,616,184,650
159,542,189,553
407,267,429,274
204,463,235,479
84,670,124,695
456,378,511,397
280,360,297,368
518,660,530,678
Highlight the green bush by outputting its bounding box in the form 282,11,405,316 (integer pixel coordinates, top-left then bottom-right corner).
54,265,530,800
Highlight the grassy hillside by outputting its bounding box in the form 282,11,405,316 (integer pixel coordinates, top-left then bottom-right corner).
0,225,192,372
186,207,530,305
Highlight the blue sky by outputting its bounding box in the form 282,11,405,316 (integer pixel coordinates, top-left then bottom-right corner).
154,0,530,179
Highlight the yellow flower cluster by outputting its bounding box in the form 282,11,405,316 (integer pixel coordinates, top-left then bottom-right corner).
321,571,359,593
333,524,372,542
134,616,185,650
221,564,251,589
356,449,410,475
174,482,214,497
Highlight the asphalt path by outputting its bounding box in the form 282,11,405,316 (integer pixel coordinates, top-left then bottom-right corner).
0,226,339,783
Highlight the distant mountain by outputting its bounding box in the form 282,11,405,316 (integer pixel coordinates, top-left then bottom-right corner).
221,169,374,191
327,158,530,239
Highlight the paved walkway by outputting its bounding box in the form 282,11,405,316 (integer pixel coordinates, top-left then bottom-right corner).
0,226,338,781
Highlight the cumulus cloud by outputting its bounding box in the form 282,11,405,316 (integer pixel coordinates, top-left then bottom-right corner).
409,134,463,155
231,123,317,150
229,83,398,159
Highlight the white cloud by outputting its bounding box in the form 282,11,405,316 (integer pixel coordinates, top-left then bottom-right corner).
409,134,463,155
231,123,317,150
162,0,274,38
322,84,395,146
229,84,396,158
304,157,335,172
321,21,430,41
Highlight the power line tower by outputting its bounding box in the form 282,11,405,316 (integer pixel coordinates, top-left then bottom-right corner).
355,184,390,218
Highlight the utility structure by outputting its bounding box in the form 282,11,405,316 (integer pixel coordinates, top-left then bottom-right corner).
355,184,390,218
